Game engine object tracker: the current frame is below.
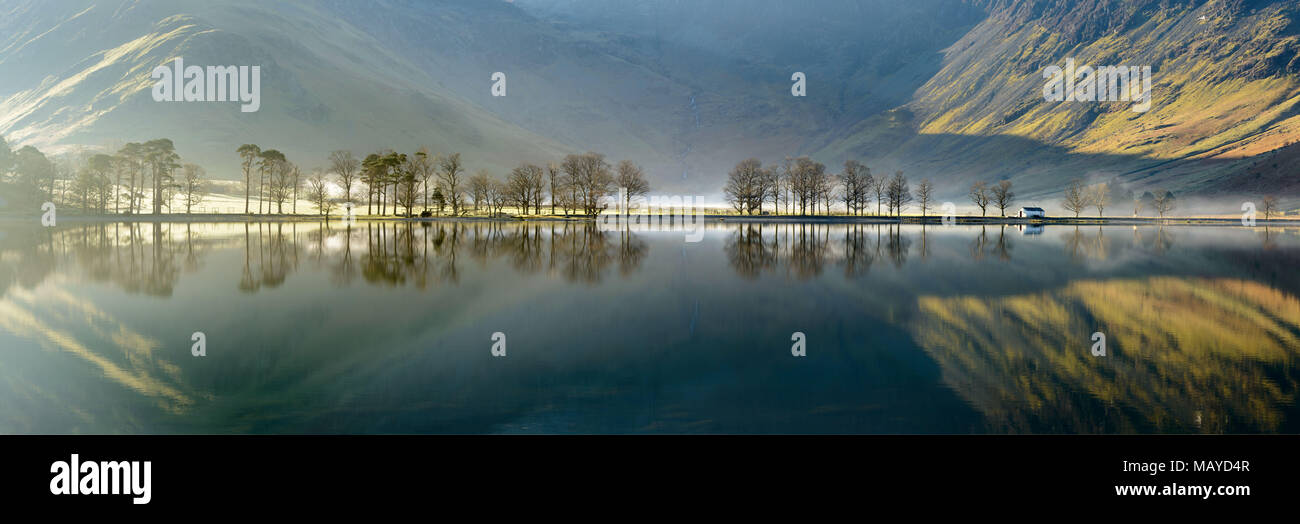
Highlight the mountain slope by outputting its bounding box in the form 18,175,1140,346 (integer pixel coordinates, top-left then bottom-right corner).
819,0,1300,200
0,0,568,179
0,0,989,193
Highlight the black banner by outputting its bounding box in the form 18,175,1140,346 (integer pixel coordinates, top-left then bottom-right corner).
2,435,1292,511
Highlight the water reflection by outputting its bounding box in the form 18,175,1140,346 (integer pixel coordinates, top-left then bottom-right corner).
1,221,653,295
2,220,1300,433
913,278,1300,433
726,223,924,279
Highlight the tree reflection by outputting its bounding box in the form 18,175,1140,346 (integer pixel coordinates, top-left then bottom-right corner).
724,223,913,279
0,220,652,294
0,222,184,297
1064,225,1112,261
842,224,876,278
725,224,778,279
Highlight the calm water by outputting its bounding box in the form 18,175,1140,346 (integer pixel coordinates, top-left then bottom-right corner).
2,219,1299,434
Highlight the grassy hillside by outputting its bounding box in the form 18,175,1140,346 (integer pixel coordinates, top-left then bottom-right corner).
819,0,1300,201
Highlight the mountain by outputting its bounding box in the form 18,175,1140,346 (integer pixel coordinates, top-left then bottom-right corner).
2,0,1299,203
0,0,987,195
820,0,1300,199
506,0,988,189
0,0,568,180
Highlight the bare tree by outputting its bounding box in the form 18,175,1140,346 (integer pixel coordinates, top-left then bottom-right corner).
507,163,546,214
503,167,535,214
818,168,834,215
561,152,615,215
871,174,887,216
1091,182,1110,217
547,163,561,215
969,181,990,217
486,179,509,216
1261,195,1281,220
992,180,1015,217
437,153,466,216
1152,190,1176,219
840,160,873,216
615,160,651,214
856,167,873,217
725,158,765,214
1062,179,1089,218
306,168,334,217
290,163,302,214
527,164,547,214
916,179,934,218
270,159,295,214
779,157,795,214
469,170,492,213
886,171,912,217
181,163,205,214
328,150,360,206
764,166,781,215
790,157,827,215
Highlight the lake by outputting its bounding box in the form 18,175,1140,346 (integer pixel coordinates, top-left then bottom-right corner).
2,219,1298,434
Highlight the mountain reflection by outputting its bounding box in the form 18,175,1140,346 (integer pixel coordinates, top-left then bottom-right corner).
4,221,1300,433
913,277,1300,433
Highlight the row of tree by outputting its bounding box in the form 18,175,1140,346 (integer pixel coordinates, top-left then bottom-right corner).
235,144,302,215
0,135,655,218
723,157,940,217
722,157,1245,221
1,134,1283,220
0,136,209,215
968,180,1017,217
297,148,651,218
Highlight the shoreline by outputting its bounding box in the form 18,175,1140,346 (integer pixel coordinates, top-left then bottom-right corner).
2,212,1298,226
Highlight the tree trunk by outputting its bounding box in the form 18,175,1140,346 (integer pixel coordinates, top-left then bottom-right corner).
258,168,265,214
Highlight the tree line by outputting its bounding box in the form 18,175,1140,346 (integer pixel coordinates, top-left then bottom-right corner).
1,133,1285,220
299,148,651,218
0,135,209,215
0,134,654,218
724,156,938,217
721,155,1260,221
